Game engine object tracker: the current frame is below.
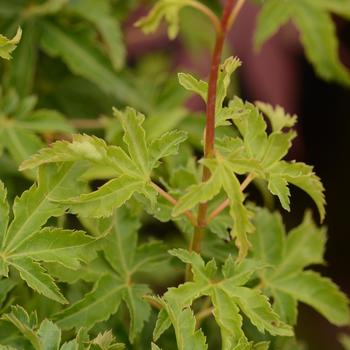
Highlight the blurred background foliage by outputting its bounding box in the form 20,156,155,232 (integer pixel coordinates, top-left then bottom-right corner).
0,0,349,348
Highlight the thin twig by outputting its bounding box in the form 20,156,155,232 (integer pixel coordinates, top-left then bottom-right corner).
228,0,246,29
151,182,197,226
143,295,163,310
195,306,214,328
188,1,221,35
71,118,106,129
207,173,255,224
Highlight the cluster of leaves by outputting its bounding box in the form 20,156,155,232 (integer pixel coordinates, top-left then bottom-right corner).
0,305,124,349
0,0,349,349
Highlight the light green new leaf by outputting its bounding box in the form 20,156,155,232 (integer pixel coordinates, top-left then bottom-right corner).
256,102,297,132
160,250,292,348
268,175,291,211
1,306,41,350
173,166,222,216
211,288,245,350
231,98,268,160
20,134,141,179
136,0,193,39
178,72,207,101
269,161,326,222
157,297,208,350
63,176,145,218
222,285,292,336
38,320,61,350
178,57,241,117
149,130,188,169
153,307,172,341
218,159,254,262
261,131,296,168
88,330,125,350
0,27,22,60
20,135,110,170
152,343,162,350
113,107,150,177
216,57,242,113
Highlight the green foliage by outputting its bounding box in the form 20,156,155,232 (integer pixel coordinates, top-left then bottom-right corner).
0,305,125,349
0,0,348,349
256,0,350,86
251,209,349,326
53,207,167,344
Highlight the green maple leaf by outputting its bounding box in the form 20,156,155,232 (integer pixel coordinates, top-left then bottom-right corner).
54,206,168,343
0,163,96,303
215,97,325,222
21,108,187,219
251,208,350,326
152,249,292,349
255,0,350,86
173,156,254,261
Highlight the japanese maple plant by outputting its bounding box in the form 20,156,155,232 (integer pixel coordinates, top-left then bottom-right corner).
0,0,349,349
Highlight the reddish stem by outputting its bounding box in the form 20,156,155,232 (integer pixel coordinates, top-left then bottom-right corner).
192,0,236,253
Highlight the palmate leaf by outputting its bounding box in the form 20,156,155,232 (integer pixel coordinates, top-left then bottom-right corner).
218,97,325,221
21,109,187,219
152,250,292,349
0,163,96,303
55,207,167,343
1,306,125,350
255,0,350,86
251,208,350,326
113,107,150,177
157,298,208,350
0,27,21,60
149,130,188,169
